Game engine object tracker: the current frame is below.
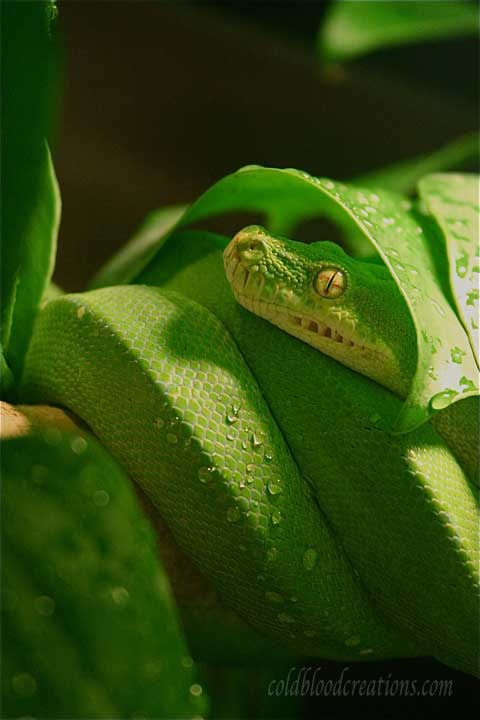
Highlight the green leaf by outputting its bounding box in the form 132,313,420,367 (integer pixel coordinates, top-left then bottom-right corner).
418,173,480,367
5,144,61,386
1,1,59,393
90,205,187,289
1,430,203,719
318,0,479,63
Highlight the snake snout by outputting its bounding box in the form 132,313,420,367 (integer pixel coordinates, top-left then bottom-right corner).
226,225,267,267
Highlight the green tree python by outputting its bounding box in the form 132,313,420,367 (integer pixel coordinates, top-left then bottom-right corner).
19,169,479,677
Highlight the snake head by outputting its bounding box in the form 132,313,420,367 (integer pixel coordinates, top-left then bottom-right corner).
224,225,416,398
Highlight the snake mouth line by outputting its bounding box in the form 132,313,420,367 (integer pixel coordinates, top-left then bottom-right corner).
225,252,363,350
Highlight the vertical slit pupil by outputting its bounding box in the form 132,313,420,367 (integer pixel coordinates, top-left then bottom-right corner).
326,271,337,294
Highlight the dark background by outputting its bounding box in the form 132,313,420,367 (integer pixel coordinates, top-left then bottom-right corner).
54,1,478,291
52,2,479,715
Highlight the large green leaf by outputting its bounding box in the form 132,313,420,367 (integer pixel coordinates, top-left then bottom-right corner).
1,1,60,394
1,430,204,719
96,165,478,431
5,144,61,385
318,0,479,63
418,173,480,367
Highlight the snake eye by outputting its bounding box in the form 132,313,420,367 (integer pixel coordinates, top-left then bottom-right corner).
314,268,346,298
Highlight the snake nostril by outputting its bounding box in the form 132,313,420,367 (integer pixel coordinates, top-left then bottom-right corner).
238,238,263,256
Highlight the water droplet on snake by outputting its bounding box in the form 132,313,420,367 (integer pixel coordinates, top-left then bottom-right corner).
278,612,295,624
267,547,278,562
111,586,130,605
71,435,87,455
227,507,241,523
93,489,110,507
198,466,215,484
345,635,361,647
251,433,263,448
35,595,55,616
12,673,37,696
303,548,318,571
267,481,283,496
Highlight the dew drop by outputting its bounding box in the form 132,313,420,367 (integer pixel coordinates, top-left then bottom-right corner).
198,466,215,484
430,389,457,410
304,629,316,638
12,673,37,696
450,347,465,364
251,433,263,448
455,257,468,278
267,547,278,562
459,376,477,392
278,612,295,624
166,433,178,444
359,648,374,655
181,656,193,669
264,452,273,462
35,595,55,616
271,510,282,525
190,683,203,697
265,590,283,604
226,414,238,425
154,417,165,428
290,595,299,603
93,489,110,507
246,463,255,473
227,507,241,523
112,586,130,605
226,432,235,441
257,574,266,582
303,548,318,571
71,436,87,455
267,481,283,496
345,635,361,647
